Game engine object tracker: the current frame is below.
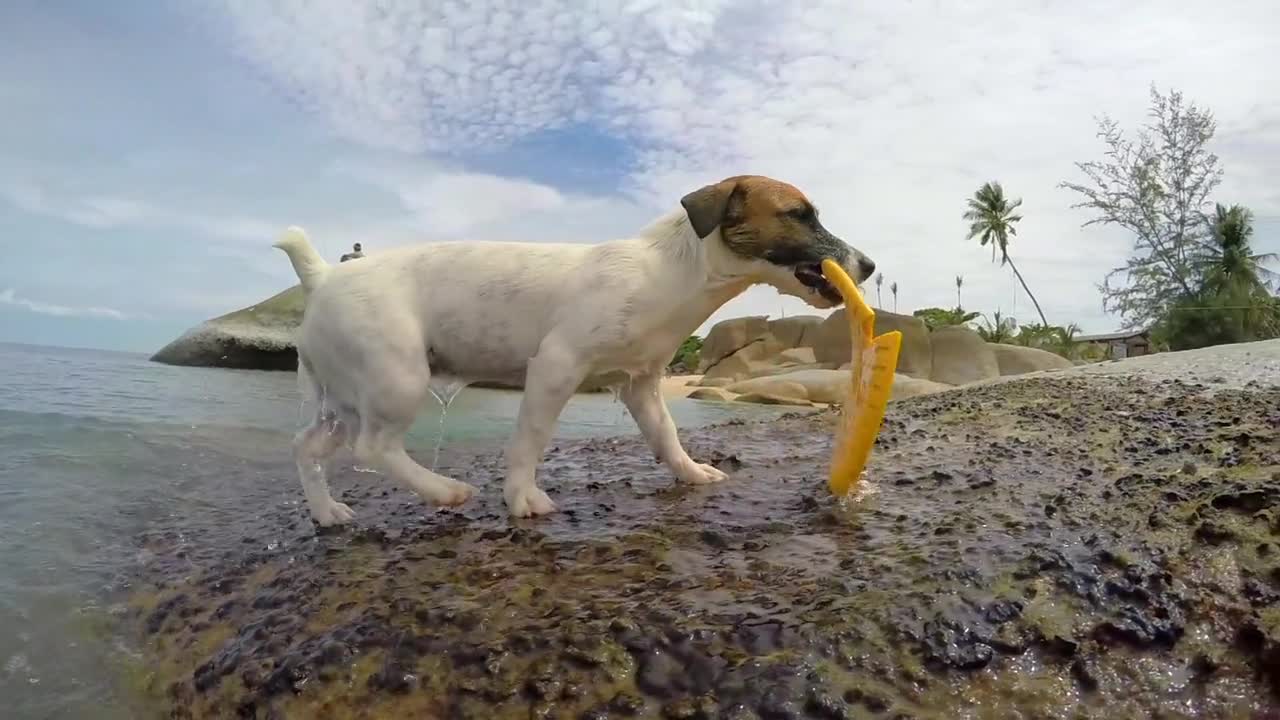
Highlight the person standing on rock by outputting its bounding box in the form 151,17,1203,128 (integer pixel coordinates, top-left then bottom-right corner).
340,242,365,262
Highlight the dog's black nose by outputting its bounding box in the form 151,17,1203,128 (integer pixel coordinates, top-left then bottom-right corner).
858,256,876,278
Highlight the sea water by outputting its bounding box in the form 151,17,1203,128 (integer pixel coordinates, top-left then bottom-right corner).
0,342,783,719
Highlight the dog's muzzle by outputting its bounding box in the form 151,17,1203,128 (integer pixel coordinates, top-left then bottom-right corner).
794,262,845,305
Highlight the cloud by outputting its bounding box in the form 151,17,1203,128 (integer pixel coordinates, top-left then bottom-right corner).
329,158,652,241
0,288,131,320
200,0,1280,332
0,178,279,243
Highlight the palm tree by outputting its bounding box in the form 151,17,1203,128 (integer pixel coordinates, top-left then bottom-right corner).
875,273,884,308
890,281,899,312
1054,323,1082,360
963,181,1048,326
1200,204,1278,298
977,310,1017,344
1198,203,1280,340
955,275,964,309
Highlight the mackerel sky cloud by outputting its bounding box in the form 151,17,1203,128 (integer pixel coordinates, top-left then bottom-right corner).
1,0,1276,351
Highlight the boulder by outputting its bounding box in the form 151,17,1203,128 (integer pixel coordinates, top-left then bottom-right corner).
734,391,814,407
811,309,933,379
701,338,789,382
767,315,824,349
742,361,835,380
728,369,850,404
730,379,809,402
687,387,735,402
151,285,305,370
891,374,952,401
696,376,737,388
697,316,771,372
991,344,1074,376
929,326,1000,386
777,347,817,365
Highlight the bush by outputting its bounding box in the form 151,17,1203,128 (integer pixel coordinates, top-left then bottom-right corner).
1152,291,1280,351
913,307,979,330
668,335,703,373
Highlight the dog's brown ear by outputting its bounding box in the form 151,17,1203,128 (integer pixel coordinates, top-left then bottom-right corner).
681,180,737,239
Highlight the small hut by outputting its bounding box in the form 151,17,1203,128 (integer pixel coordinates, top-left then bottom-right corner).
1077,328,1153,360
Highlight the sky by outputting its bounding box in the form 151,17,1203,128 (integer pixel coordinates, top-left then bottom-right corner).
1,0,1277,353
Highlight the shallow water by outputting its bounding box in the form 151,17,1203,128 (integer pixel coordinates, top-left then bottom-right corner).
0,342,790,719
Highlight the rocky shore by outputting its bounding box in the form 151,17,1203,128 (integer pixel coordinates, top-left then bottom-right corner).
119,342,1279,719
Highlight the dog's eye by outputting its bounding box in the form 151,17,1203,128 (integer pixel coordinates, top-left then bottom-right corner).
786,207,815,222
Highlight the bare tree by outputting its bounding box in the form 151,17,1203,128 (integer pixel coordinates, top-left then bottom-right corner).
890,281,899,313
874,272,884,308
1059,85,1223,328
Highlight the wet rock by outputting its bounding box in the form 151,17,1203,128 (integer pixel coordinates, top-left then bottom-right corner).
662,695,717,719
922,615,994,670
804,688,851,719
118,372,1280,718
756,685,802,720
609,692,646,715
637,648,685,698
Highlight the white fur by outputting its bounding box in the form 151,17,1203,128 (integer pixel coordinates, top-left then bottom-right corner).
276,208,863,524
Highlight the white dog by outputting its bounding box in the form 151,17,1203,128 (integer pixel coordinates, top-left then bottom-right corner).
274,175,876,525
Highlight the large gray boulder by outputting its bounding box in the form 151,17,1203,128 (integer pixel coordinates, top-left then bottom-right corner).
991,344,1074,376
811,309,933,379
151,286,305,370
697,316,771,372
929,325,1000,386
767,315,824,349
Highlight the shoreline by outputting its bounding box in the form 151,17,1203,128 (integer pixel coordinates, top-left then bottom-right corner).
113,345,1280,718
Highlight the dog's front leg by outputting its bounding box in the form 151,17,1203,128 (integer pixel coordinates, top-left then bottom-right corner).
504,339,586,518
621,372,728,486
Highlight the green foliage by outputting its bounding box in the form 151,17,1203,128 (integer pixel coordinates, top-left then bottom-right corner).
1150,202,1280,351
1010,322,1085,359
976,310,1017,344
1152,290,1280,352
668,335,703,372
973,313,1085,360
1061,85,1279,353
914,307,980,331
1060,86,1223,328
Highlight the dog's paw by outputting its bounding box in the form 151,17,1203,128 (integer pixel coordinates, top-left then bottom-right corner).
505,486,558,518
312,500,356,527
679,462,728,485
428,479,475,508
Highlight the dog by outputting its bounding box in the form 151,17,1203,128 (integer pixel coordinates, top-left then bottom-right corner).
274,174,876,525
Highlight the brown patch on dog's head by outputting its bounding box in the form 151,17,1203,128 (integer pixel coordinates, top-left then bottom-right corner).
680,175,876,303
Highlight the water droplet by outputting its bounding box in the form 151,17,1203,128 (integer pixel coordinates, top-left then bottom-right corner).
427,376,470,470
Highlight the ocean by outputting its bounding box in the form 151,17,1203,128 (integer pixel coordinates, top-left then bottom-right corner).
0,342,783,719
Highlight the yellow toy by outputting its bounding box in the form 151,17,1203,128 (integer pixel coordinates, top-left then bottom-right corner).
820,258,902,496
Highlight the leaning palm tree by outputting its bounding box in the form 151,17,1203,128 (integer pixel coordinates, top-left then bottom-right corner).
955,275,964,309
963,181,1048,326
890,281,899,312
875,273,884,308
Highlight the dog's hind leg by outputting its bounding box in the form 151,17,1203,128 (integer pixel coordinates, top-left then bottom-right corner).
621,371,727,485
350,356,475,509
293,410,356,526
503,338,586,518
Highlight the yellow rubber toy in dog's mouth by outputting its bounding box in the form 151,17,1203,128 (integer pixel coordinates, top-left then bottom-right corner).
820,258,902,497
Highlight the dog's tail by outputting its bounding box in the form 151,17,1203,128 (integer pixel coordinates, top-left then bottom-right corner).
273,226,330,293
